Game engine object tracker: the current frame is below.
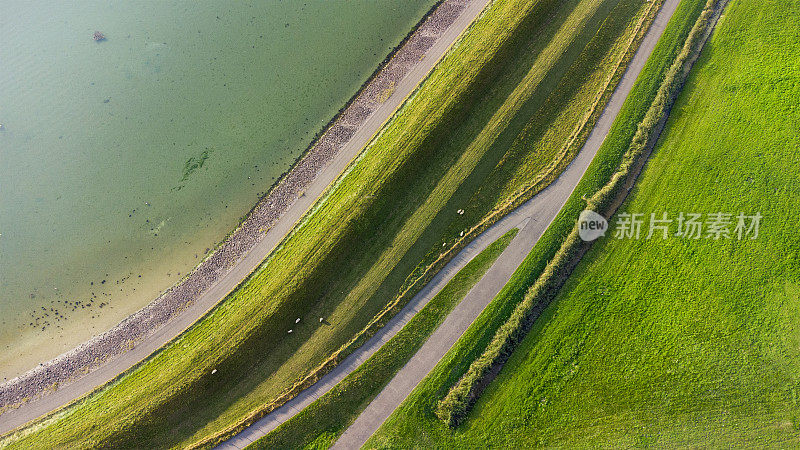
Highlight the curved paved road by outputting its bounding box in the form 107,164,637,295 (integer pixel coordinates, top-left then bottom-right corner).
0,0,491,436
333,0,683,447
217,1,682,448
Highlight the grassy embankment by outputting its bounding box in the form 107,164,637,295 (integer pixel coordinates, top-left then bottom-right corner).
369,0,800,446
251,229,517,450
365,0,712,446
2,0,656,448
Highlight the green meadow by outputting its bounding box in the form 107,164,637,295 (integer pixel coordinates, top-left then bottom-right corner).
3,0,657,447
368,0,800,447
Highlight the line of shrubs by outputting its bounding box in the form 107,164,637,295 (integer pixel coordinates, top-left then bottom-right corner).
435,0,722,428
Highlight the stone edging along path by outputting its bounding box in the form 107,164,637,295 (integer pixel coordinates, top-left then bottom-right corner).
0,0,490,435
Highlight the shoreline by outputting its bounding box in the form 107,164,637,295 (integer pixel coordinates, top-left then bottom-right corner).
0,0,475,422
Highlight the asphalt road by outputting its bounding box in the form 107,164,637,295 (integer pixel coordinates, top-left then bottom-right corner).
0,0,492,436
332,0,682,448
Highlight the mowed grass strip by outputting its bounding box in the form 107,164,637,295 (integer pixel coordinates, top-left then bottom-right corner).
3,0,653,448
250,229,517,450
372,0,800,447
364,0,711,446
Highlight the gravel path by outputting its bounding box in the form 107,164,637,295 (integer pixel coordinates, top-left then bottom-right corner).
0,0,486,435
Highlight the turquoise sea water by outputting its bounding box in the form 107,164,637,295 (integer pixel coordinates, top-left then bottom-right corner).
0,0,435,380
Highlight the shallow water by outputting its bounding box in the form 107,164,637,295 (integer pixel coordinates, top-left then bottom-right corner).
0,0,435,380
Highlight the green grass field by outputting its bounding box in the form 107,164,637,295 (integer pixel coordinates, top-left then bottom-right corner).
367,0,800,446
2,0,657,448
